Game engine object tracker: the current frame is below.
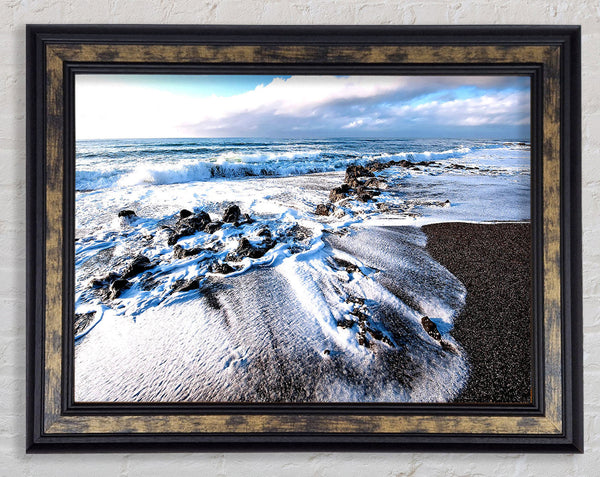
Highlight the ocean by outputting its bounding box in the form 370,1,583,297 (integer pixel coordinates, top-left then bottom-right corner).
74,137,530,403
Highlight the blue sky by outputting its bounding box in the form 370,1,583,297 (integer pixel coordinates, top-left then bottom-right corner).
76,74,530,140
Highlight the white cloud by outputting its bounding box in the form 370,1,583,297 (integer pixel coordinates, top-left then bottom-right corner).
342,119,365,129
76,75,530,139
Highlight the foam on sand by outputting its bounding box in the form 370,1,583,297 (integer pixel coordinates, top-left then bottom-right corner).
74,137,530,402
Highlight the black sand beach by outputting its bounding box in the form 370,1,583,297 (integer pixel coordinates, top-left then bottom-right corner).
422,222,532,403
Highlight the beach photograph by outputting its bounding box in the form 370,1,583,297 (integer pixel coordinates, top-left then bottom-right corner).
73,74,532,404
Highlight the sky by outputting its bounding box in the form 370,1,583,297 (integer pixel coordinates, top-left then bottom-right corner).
75,74,530,140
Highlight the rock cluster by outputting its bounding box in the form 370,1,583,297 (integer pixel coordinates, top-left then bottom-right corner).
164,210,211,245
315,160,435,215
335,295,394,349
74,311,96,336
88,204,302,302
171,277,201,293
222,204,241,223
421,316,457,354
89,253,155,300
226,237,271,261
222,204,253,226
210,262,237,274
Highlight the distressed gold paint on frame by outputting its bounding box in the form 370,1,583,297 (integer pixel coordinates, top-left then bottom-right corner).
49,43,555,65
541,48,563,432
44,46,66,425
45,414,560,435
42,42,563,436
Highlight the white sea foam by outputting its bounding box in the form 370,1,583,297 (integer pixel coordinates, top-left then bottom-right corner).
74,137,530,402
76,138,519,190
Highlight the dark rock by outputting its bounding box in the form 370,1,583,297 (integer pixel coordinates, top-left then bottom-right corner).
173,245,202,259
205,241,225,253
178,211,211,232
204,221,223,234
118,209,136,218
349,308,369,322
323,227,350,237
346,177,363,188
363,177,386,189
357,191,374,202
140,272,159,291
381,335,394,346
167,231,185,246
109,278,130,299
315,203,333,216
337,319,356,329
167,211,212,245
441,340,458,354
357,332,370,347
222,204,241,223
167,226,197,245
332,257,360,273
256,226,272,239
329,184,350,202
287,224,312,241
234,214,254,227
121,255,152,279
211,262,237,274
366,161,389,172
179,209,193,219
89,272,119,288
421,316,442,341
367,327,384,340
346,295,365,305
171,277,201,293
447,163,466,170
74,311,96,336
345,165,374,182
240,213,253,224
227,237,267,260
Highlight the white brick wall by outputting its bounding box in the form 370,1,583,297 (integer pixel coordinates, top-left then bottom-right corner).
1,1,597,475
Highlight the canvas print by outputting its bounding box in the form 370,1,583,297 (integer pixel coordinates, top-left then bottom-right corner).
73,75,532,403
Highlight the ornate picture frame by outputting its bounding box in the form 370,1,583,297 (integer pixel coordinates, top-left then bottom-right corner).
26,25,582,452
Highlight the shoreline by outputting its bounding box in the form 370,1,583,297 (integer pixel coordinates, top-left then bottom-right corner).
74,150,531,403
422,221,532,403
75,222,472,403
74,219,532,403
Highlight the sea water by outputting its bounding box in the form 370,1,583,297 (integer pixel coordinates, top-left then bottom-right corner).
74,137,530,402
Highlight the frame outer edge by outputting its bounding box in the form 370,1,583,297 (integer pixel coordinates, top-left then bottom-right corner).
565,26,583,453
25,25,583,452
26,25,46,453
25,23,36,453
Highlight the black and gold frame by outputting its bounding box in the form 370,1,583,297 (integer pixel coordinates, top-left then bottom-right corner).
26,25,582,452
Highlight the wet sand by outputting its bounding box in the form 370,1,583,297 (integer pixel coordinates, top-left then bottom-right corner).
422,222,533,403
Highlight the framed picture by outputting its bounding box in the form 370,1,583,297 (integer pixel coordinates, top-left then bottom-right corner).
26,25,582,452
